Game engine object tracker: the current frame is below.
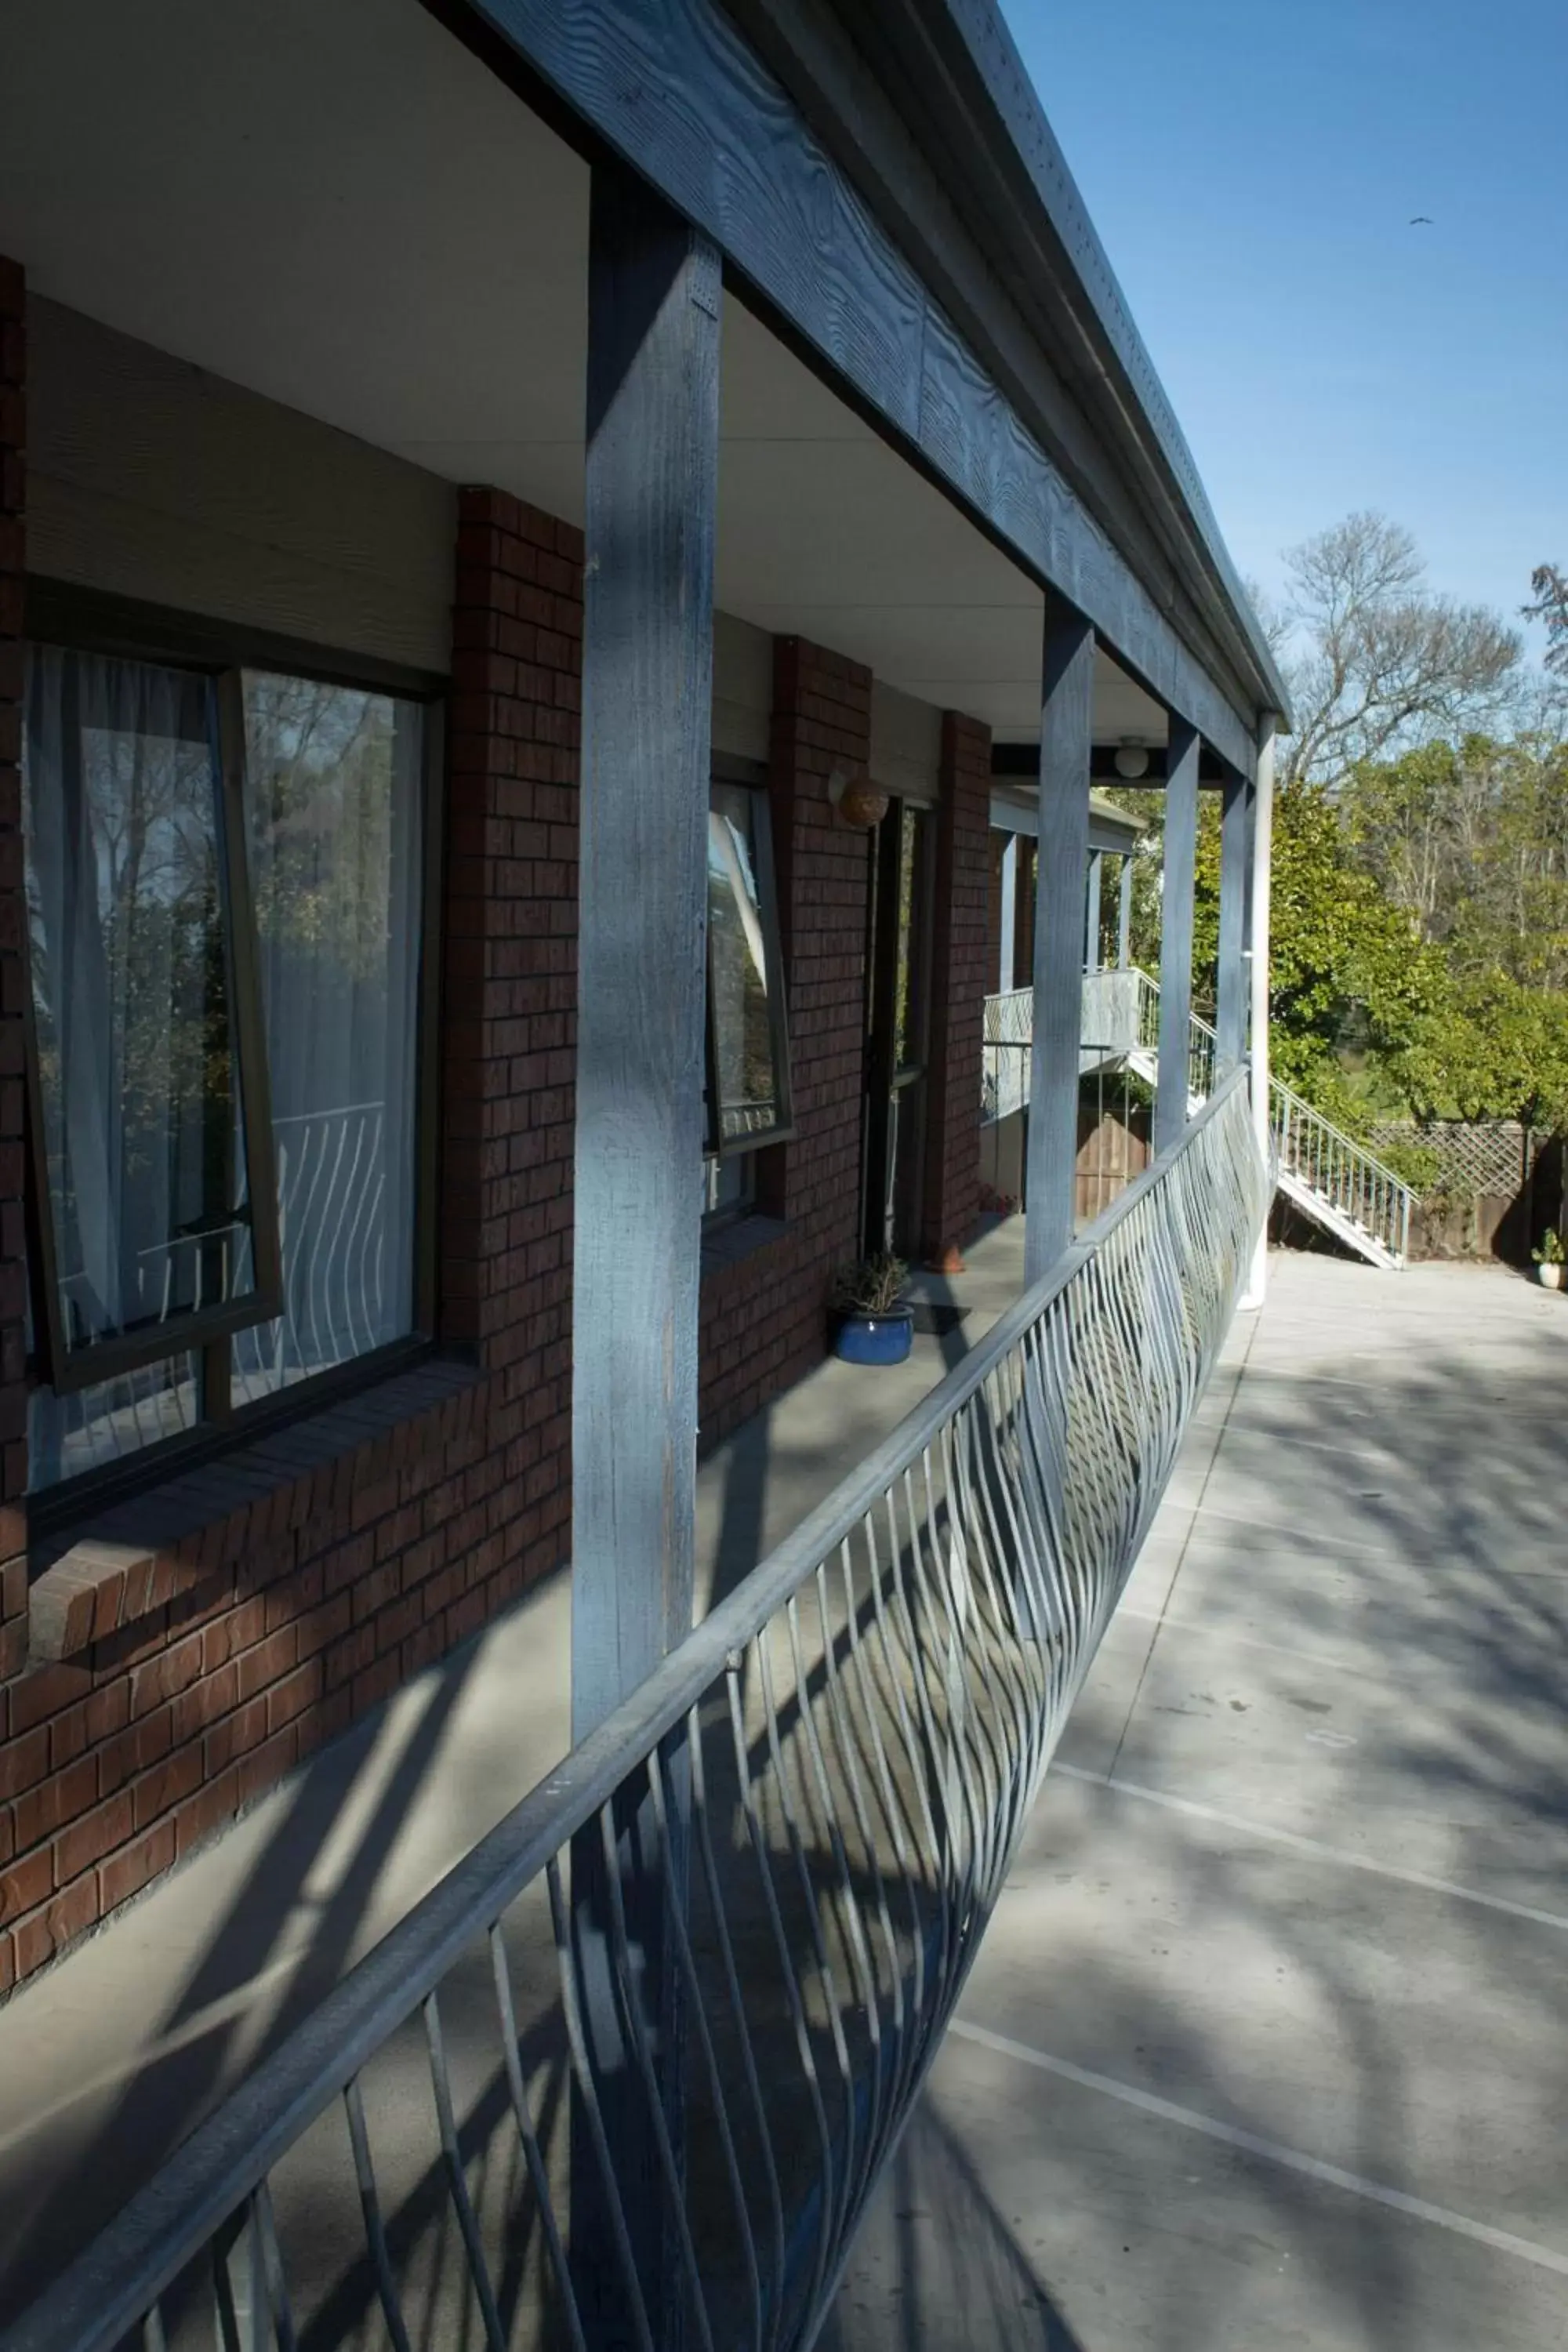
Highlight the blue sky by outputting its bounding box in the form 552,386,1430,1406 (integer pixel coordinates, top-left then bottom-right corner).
998,0,1566,655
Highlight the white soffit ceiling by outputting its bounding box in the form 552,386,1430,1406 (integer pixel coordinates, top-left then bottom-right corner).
0,0,1169,745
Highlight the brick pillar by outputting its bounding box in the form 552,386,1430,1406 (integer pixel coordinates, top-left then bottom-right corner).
442,486,582,1581
768,638,873,1243
695,638,873,1444
920,711,991,1269
0,256,29,1720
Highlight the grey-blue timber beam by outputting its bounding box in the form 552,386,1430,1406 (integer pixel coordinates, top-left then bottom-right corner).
1215,768,1250,1074
572,166,719,1737
1155,719,1200,1153
441,0,1259,776
1083,847,1103,970
1116,848,1134,970
1025,613,1094,1282
571,164,719,2348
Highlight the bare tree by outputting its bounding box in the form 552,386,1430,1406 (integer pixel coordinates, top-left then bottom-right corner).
1525,562,1568,674
1277,513,1521,785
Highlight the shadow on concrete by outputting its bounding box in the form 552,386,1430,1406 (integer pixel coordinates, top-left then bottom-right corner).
10,1257,1563,2350
901,1276,1568,2352
819,2099,1087,2350
0,1646,482,2331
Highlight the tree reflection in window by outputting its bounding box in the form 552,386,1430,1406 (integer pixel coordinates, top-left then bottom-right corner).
233,672,422,1402
23,643,426,1491
24,648,261,1359
706,781,790,1152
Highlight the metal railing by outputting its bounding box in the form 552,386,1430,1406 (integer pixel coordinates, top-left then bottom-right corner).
1123,966,1214,1103
233,1101,396,1404
979,985,1032,1124
1272,1076,1414,1265
33,1104,399,1483
1163,989,1410,1265
981,972,1146,1128
982,973,1413,1265
4,1074,1265,2352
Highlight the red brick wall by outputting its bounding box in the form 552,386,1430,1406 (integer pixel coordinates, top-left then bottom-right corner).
698,637,873,1441
0,482,581,1996
444,485,579,1555
0,257,27,1707
920,712,991,1266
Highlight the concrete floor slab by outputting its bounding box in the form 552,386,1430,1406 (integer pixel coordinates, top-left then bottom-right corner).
832,1250,1568,2350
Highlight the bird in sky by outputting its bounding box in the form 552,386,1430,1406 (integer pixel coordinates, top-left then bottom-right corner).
1410,215,1435,225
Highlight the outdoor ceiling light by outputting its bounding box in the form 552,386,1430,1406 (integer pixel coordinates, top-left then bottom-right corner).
1114,736,1150,780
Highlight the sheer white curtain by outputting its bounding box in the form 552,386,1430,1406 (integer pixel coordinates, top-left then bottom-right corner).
24,646,240,1346
234,673,423,1398
25,646,236,1486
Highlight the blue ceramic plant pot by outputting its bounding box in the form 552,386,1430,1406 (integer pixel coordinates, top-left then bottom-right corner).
834,1308,914,1366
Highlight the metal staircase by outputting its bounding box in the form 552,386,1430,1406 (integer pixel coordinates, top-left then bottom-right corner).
1117,968,1413,1269
985,969,1414,1269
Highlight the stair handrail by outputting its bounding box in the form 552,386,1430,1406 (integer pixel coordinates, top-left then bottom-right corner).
1265,1069,1414,1194
1162,975,1414,1264
979,967,1414,1266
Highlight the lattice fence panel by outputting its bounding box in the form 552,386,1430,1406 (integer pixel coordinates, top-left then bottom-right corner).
1369,1121,1541,1196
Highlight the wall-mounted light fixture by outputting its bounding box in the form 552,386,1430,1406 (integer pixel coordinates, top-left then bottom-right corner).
828,767,889,829
1113,736,1150,781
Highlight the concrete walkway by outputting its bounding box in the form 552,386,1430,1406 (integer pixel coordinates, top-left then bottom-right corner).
827,1253,1568,2350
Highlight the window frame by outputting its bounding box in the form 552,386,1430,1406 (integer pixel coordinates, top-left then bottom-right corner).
21,579,445,1493
702,753,794,1165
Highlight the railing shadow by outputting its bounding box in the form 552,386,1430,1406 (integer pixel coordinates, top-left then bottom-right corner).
0,1646,483,2332
895,1280,1568,2352
817,2099,1087,2350
0,1082,1264,2352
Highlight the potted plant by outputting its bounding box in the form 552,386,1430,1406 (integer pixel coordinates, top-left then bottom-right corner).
831,1252,913,1364
1532,1228,1567,1290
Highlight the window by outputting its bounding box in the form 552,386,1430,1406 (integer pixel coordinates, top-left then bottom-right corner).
23,632,433,1494
232,672,424,1405
702,772,790,1218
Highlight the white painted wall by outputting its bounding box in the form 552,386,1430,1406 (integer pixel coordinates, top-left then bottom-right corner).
26,298,457,673
711,610,772,763
869,678,942,803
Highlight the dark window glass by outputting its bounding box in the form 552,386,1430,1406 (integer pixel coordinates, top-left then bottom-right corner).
706,782,789,1152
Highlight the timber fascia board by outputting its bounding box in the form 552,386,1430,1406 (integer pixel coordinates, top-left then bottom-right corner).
434,0,1269,768
727,0,1291,731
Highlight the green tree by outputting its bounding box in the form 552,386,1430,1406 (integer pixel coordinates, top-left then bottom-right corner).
1193,776,1448,1122
1342,733,1568,989
1403,975,1568,1128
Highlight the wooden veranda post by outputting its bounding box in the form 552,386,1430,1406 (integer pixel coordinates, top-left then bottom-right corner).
1155,719,1200,1152
1084,847,1103,969
1215,769,1250,1074
1025,612,1094,1282
571,161,720,2347
1243,717,1279,1307
1116,849,1134,969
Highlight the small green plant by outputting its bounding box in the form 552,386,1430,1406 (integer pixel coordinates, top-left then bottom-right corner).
1532,1227,1567,1266
831,1252,908,1318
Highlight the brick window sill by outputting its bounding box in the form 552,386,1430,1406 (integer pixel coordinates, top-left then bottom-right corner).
25,1359,487,1666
